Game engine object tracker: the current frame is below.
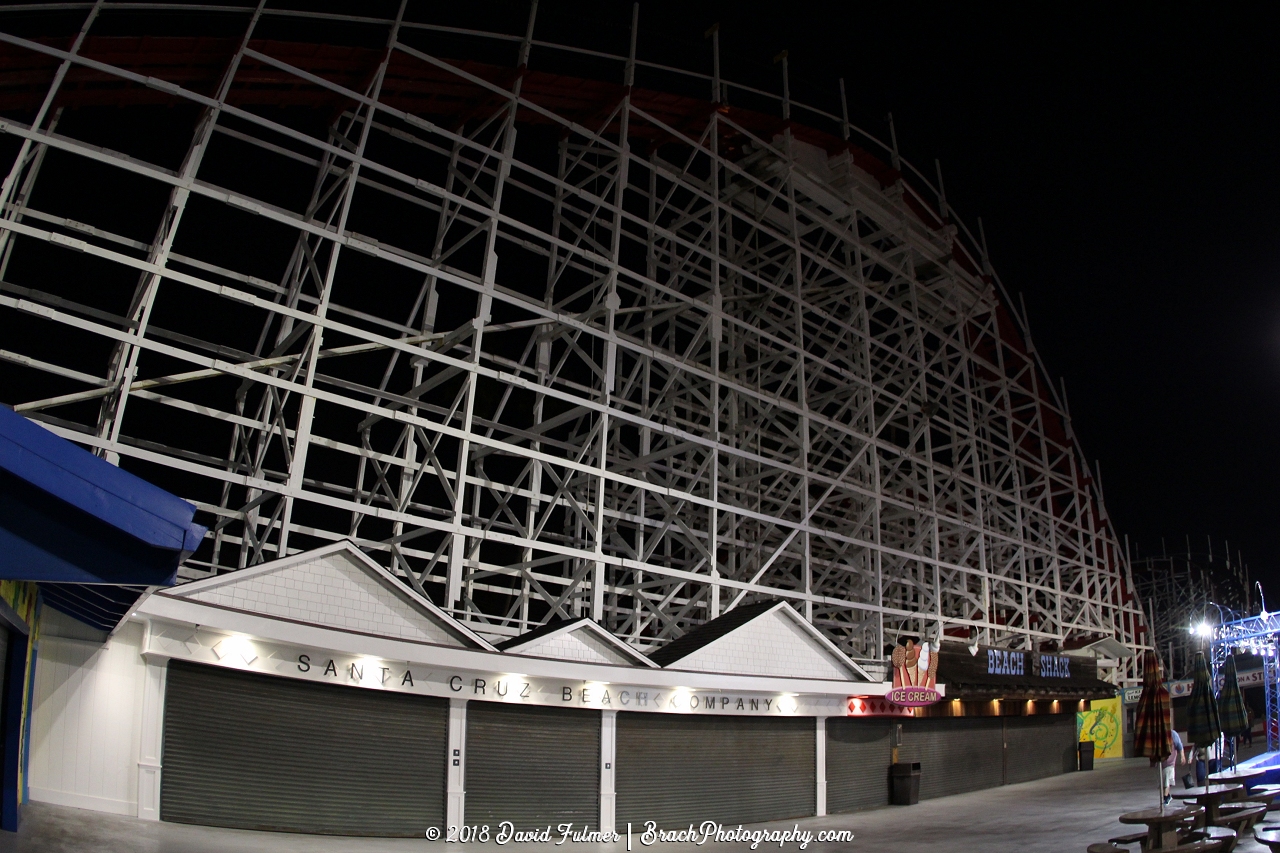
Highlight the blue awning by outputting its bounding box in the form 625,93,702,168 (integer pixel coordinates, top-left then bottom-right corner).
0,406,207,628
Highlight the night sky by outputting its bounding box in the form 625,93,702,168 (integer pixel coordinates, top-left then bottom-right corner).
534,2,1280,598
6,3,1275,600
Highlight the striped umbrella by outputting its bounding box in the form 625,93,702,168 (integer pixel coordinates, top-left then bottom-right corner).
1132,651,1173,804
1186,651,1221,747
1133,650,1173,759
1219,654,1250,738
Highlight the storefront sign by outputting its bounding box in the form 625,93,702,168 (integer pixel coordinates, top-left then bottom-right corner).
888,638,941,706
144,621,852,717
935,642,1111,697
885,686,941,706
983,651,1071,678
1123,667,1263,704
988,649,1025,676
1035,654,1072,678
1235,667,1264,687
848,696,914,717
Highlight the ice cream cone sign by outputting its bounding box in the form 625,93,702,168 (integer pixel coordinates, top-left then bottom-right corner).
888,637,940,707
917,641,935,687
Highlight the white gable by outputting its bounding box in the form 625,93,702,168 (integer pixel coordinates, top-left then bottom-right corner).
170,542,488,649
501,619,655,667
516,629,641,667
674,607,864,681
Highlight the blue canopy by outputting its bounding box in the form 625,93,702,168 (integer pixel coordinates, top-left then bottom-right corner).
0,406,206,628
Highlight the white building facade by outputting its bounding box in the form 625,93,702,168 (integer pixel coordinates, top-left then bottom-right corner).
30,541,912,835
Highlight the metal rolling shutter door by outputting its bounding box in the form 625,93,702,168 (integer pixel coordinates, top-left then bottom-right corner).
900,717,1004,800
0,626,7,775
161,660,448,836
616,713,815,828
465,703,600,830
0,626,8,697
825,718,891,813
1004,715,1078,784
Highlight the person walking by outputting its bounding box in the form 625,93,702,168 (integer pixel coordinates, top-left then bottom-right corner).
1193,738,1219,786
1163,728,1185,805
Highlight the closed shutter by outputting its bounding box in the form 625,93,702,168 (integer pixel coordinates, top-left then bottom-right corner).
0,625,8,697
616,713,815,828
0,625,7,775
465,703,600,830
900,717,1003,800
825,718,890,813
161,660,448,836
1004,715,1077,784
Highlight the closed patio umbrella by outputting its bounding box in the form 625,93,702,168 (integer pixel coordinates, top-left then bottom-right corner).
1132,650,1173,805
1219,654,1249,736
1186,651,1222,748
1218,654,1250,768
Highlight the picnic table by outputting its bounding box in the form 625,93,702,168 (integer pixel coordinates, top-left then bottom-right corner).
1251,783,1280,806
1172,784,1244,825
1256,826,1280,850
1119,804,1203,850
1208,767,1264,792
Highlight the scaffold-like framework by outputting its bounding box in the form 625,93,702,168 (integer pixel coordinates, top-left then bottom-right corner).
1133,539,1250,682
0,1,1147,678
1215,614,1280,751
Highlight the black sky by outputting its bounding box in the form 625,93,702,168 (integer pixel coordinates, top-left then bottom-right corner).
535,1,1280,595
9,2,1275,598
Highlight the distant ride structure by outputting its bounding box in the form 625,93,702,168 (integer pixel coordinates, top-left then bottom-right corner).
1134,538,1251,682
0,0,1146,679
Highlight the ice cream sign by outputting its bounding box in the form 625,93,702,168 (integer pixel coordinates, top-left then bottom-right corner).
887,638,941,706
847,696,915,717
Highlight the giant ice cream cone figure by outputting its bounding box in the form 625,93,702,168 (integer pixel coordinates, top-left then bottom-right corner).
892,638,938,690
916,641,934,687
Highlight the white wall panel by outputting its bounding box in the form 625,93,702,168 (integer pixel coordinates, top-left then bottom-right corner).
28,619,145,815
520,631,635,666
675,610,853,680
187,552,464,645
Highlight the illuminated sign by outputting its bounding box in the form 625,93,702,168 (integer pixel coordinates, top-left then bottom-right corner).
1035,655,1071,678
988,649,1025,676
889,638,942,706
885,686,941,706
848,696,914,717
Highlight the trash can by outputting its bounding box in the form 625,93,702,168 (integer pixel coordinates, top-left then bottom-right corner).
1078,741,1095,771
890,761,921,805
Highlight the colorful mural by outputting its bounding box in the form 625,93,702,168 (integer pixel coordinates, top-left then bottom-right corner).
1077,696,1123,759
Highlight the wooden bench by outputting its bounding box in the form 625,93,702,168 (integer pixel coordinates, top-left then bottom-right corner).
1182,826,1238,853
1219,799,1269,812
1106,831,1148,846
1102,829,1230,853
1217,801,1268,820
1216,804,1268,835
1254,785,1280,810
1172,841,1229,852
1157,840,1228,852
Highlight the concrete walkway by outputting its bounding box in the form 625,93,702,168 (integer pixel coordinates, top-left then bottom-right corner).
0,759,1271,853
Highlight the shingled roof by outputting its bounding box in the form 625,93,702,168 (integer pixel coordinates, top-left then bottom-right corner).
647,601,778,667
497,616,655,667
648,600,870,681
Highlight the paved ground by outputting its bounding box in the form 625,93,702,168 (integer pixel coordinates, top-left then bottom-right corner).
0,759,1273,853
